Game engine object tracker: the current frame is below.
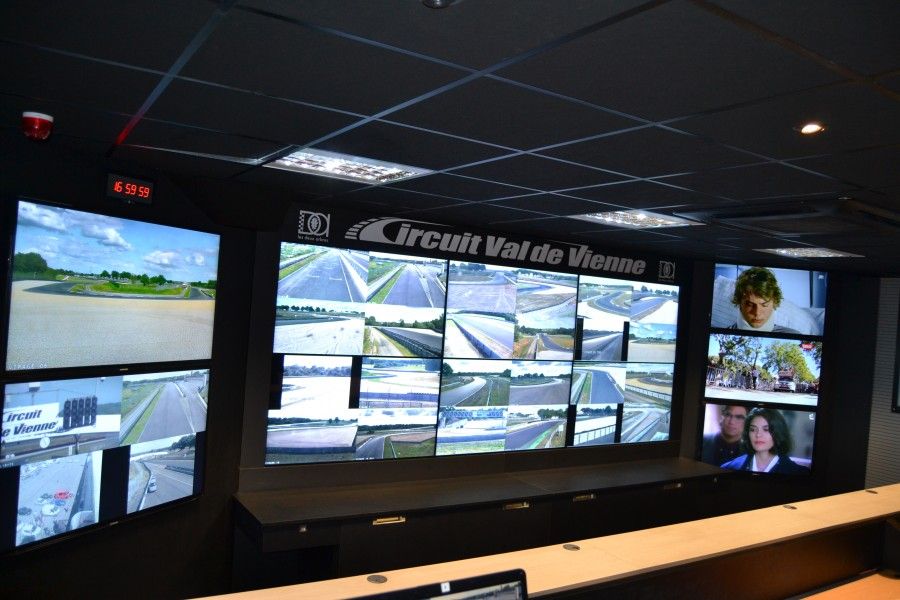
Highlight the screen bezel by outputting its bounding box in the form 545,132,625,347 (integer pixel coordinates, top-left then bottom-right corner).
0,196,219,556
699,261,829,478
0,362,212,555
709,263,827,338
1,197,222,377
262,237,683,468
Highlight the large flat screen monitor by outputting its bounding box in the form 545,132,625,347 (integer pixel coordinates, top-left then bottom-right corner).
699,402,815,474
5,200,220,372
1,368,209,551
704,334,821,408
700,261,826,477
266,242,681,465
710,263,826,336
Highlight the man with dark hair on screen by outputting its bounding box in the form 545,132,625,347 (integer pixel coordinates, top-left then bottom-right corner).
701,405,747,466
730,267,799,334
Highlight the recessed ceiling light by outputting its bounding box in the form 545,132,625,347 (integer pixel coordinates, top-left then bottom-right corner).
265,148,432,184
797,122,825,135
755,247,862,258
571,210,702,229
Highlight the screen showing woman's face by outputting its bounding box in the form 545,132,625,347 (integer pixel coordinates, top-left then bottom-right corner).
748,416,774,453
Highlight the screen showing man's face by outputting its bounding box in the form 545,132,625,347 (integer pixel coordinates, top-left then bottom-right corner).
739,291,775,328
721,407,747,440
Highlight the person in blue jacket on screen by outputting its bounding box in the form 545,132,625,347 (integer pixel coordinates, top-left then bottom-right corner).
720,407,809,474
730,267,799,334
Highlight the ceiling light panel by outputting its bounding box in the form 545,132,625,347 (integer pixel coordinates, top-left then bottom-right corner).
265,148,432,183
755,247,863,258
571,210,702,229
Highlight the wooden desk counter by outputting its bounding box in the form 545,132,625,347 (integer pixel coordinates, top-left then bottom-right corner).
802,572,900,599
216,484,900,600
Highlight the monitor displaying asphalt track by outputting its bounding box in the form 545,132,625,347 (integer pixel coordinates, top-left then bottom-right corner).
5,200,220,371
274,244,448,357
577,276,679,362
265,355,356,464
274,243,368,355
1,368,209,551
0,198,217,554
265,242,682,464
444,261,517,359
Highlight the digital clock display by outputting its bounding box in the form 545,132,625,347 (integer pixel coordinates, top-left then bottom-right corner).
106,173,153,204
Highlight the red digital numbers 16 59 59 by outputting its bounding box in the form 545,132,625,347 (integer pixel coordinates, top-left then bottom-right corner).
107,174,153,203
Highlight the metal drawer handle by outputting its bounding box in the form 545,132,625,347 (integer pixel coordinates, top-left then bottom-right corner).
502,501,530,511
372,516,406,526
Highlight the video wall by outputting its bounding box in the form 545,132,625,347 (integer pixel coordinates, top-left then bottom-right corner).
265,242,680,465
699,263,827,476
0,199,220,552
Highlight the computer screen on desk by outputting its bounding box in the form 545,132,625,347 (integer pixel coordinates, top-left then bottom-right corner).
349,568,528,600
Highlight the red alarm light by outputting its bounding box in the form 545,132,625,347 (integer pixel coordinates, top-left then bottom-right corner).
22,111,54,141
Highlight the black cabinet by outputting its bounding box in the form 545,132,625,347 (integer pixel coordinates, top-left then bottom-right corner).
338,500,552,576
231,459,726,592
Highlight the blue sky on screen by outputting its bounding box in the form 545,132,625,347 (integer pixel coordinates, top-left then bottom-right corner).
15,201,219,282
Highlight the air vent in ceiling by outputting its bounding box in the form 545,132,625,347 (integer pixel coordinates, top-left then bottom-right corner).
675,197,900,237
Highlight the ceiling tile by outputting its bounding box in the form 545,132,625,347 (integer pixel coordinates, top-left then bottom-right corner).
677,83,900,159
487,193,615,216
662,163,855,201
790,146,900,190
0,1,896,275
125,120,286,159
241,0,650,70
390,78,640,150
497,1,840,121
452,154,624,191
181,9,463,115
315,121,506,172
333,187,471,212
709,1,900,76
564,180,728,210
110,145,254,179
0,0,217,70
541,126,758,178
147,79,359,147
388,173,530,202
409,202,547,225
233,166,361,197
0,45,161,115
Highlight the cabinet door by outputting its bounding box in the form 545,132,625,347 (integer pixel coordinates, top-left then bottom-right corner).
338,500,551,576
548,481,710,544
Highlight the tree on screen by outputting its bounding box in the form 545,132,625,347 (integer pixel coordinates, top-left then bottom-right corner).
13,251,48,273
762,342,815,382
